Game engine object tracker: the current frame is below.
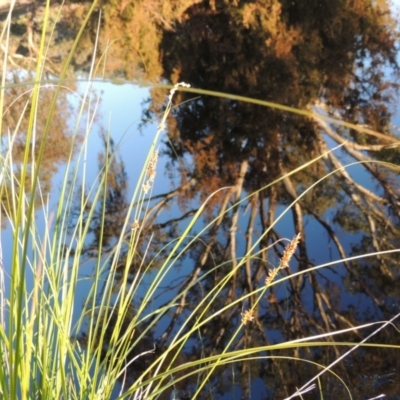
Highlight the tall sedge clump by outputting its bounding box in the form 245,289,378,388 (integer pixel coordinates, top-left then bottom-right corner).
0,2,110,400
0,3,66,399
69,82,191,400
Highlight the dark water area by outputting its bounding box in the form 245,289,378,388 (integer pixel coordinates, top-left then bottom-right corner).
1,1,400,399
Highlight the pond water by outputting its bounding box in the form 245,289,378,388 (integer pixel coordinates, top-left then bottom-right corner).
1,1,400,399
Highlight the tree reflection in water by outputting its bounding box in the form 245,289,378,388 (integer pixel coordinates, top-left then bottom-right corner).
67,0,400,398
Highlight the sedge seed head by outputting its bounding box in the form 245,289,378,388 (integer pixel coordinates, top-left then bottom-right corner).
241,309,255,325
279,232,301,269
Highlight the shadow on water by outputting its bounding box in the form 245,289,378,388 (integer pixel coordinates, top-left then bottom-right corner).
1,0,400,399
